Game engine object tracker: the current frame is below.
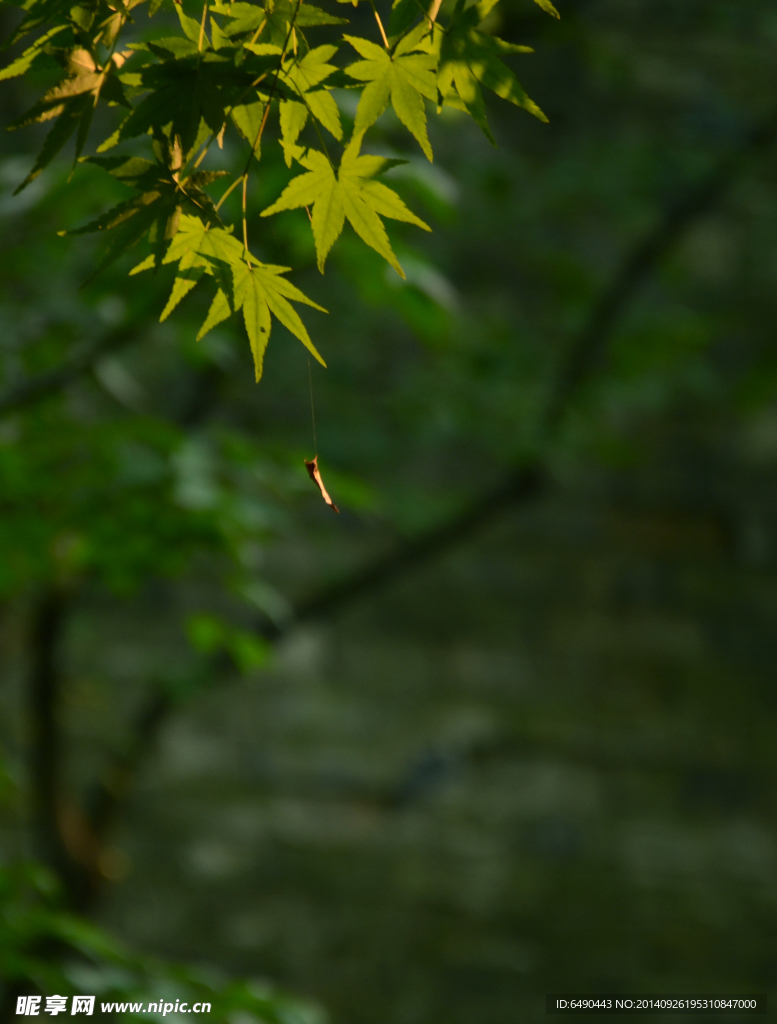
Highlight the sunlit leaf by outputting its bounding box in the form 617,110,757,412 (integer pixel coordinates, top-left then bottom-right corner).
345,25,436,160
262,140,429,276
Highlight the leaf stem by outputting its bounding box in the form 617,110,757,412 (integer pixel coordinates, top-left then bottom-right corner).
369,0,390,48
191,140,213,171
198,2,208,51
236,0,305,259
408,0,446,33
215,172,245,211
241,0,305,179
242,172,249,255
248,17,267,46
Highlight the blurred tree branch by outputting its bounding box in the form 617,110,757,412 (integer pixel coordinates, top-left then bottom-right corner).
287,107,777,630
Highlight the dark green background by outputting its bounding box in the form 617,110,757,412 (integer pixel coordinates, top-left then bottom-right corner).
2,1,777,1021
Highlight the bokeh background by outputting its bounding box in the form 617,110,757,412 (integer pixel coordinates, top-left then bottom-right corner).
2,0,777,1021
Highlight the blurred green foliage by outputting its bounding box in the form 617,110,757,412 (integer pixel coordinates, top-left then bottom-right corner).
0,863,323,1022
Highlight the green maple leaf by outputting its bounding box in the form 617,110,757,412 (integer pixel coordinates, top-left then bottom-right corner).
263,0,344,47
230,89,269,160
134,214,327,381
532,0,560,17
209,16,232,51
211,0,267,37
232,261,327,380
211,0,346,52
278,45,343,143
64,157,224,276
434,0,547,142
279,98,309,166
9,47,129,190
344,23,437,161
174,3,206,45
261,140,430,277
231,41,343,158
0,25,70,82
280,45,341,94
5,0,75,48
118,50,271,157
212,0,348,39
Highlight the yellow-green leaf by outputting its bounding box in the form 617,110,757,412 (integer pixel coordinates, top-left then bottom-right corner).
532,0,560,17
196,287,232,341
233,264,272,380
262,141,430,276
279,99,309,166
344,31,436,160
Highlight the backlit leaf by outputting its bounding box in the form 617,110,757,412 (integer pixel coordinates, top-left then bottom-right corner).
345,29,437,160
533,0,560,17
434,0,546,141
262,140,429,276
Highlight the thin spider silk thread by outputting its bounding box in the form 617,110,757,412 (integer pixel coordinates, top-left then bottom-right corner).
307,354,318,457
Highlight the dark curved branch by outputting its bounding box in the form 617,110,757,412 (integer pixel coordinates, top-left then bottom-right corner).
544,109,777,431
289,464,545,630
287,107,777,628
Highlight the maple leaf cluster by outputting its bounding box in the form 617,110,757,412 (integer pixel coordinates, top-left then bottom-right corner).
0,0,556,380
